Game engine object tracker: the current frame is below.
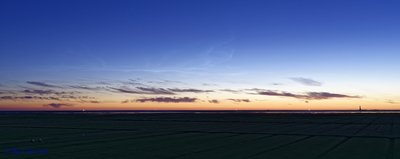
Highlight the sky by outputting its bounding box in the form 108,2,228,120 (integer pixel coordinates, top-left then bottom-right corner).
1,0,400,110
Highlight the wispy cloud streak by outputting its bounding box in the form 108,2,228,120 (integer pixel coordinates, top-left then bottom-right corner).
26,81,61,88
257,90,360,100
208,99,219,104
228,99,251,102
136,87,175,95
136,97,197,103
168,88,213,93
69,85,102,91
0,96,60,101
290,77,322,86
44,103,73,108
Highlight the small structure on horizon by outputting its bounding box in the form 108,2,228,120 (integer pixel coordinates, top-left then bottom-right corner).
359,106,362,111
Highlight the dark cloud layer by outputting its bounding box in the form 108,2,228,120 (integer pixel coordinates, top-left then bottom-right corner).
26,81,61,88
44,103,73,108
257,90,359,100
136,97,197,103
228,99,251,102
290,77,322,86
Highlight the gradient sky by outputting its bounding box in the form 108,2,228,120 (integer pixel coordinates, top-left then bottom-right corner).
1,0,400,110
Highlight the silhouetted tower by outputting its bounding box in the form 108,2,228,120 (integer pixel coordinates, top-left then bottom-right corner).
359,106,362,111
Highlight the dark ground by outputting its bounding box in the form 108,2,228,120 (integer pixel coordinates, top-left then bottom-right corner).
0,112,399,159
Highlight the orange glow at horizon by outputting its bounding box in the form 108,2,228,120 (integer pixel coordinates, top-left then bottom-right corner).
1,98,399,111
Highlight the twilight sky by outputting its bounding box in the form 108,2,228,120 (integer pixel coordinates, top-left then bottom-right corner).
1,0,400,110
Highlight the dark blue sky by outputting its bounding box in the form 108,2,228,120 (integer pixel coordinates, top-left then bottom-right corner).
2,0,399,69
1,0,400,110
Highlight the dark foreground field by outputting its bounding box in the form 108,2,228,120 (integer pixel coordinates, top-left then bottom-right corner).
1,112,400,159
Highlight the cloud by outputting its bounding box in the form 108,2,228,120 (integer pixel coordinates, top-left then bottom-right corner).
386,100,398,104
208,99,219,104
23,89,55,95
44,103,73,108
304,92,360,100
120,87,215,94
111,87,213,95
69,85,102,91
228,99,251,102
22,89,77,97
54,95,99,103
61,95,99,103
290,77,322,86
136,97,197,103
26,81,61,88
245,88,268,92
136,87,175,95
0,93,98,103
168,88,214,93
0,96,60,101
122,79,148,86
58,95,97,102
258,91,302,98
202,83,218,86
256,90,360,100
121,100,130,104
110,87,175,95
164,80,185,84
109,87,143,94
156,80,185,85
220,89,242,93
86,100,101,104
0,90,18,95
97,81,111,85
0,96,15,100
